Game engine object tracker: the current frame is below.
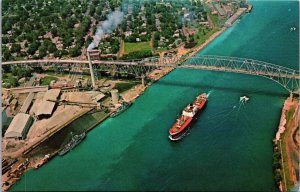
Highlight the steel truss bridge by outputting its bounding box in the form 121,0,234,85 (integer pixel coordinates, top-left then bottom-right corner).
2,55,299,93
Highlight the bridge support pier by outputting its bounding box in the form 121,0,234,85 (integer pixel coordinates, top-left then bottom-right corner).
289,92,293,101
141,74,145,87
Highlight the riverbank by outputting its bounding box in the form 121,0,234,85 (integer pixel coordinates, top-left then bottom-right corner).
274,97,299,191
1,60,175,192
2,8,250,190
1,106,92,191
174,6,248,60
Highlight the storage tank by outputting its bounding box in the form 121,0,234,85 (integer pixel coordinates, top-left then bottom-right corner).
110,89,119,104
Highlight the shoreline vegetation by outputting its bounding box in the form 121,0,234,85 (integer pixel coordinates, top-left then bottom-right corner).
273,97,299,191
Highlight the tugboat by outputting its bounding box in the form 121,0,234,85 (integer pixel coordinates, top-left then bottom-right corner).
59,132,86,156
110,101,132,118
169,93,208,141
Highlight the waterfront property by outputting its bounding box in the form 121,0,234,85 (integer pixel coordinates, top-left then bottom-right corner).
224,8,247,27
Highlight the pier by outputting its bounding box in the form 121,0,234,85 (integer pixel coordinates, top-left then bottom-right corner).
224,8,247,27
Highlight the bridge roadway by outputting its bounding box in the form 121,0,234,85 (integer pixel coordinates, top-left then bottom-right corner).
181,65,299,80
1,59,177,67
2,58,299,79
2,55,299,93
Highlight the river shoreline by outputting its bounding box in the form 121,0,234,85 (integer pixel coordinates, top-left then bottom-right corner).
273,96,299,192
3,7,252,191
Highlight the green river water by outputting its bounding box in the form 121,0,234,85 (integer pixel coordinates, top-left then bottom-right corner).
11,1,299,191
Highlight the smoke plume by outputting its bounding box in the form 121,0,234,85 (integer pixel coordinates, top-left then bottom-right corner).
88,10,124,50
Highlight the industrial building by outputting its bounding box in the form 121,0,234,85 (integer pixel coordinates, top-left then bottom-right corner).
93,92,106,103
35,89,61,119
110,89,120,104
35,101,56,119
19,92,34,114
43,89,61,101
4,113,33,139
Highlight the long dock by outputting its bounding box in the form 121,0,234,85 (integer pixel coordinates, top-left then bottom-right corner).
24,109,92,156
224,8,247,27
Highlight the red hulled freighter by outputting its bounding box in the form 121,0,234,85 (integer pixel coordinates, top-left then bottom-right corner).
169,93,208,141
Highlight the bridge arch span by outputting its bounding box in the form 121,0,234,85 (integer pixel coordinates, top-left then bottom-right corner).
182,55,299,93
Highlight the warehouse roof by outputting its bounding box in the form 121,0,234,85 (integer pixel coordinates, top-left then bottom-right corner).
44,89,61,101
35,100,56,116
19,92,34,114
93,93,106,102
5,113,32,138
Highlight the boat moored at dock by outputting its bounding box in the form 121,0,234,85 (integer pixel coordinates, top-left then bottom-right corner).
59,132,86,156
110,101,132,118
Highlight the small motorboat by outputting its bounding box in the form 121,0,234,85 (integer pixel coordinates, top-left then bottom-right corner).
240,96,249,102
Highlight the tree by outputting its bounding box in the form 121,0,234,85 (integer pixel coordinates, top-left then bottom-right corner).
38,45,47,58
54,50,62,58
10,43,21,53
69,46,81,57
34,66,44,73
90,5,96,16
12,67,32,78
111,45,119,54
61,50,69,56
154,32,160,41
27,42,39,55
2,48,11,61
274,171,282,184
2,36,9,44
63,36,73,48
51,27,57,37
48,43,57,53
6,77,19,87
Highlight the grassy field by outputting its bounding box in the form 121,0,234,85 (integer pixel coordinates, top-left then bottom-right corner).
115,81,140,93
195,27,219,46
156,47,168,52
124,41,151,54
208,13,219,28
40,76,58,85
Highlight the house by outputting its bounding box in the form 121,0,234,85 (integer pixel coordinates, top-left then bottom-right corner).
125,31,132,37
173,33,180,38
